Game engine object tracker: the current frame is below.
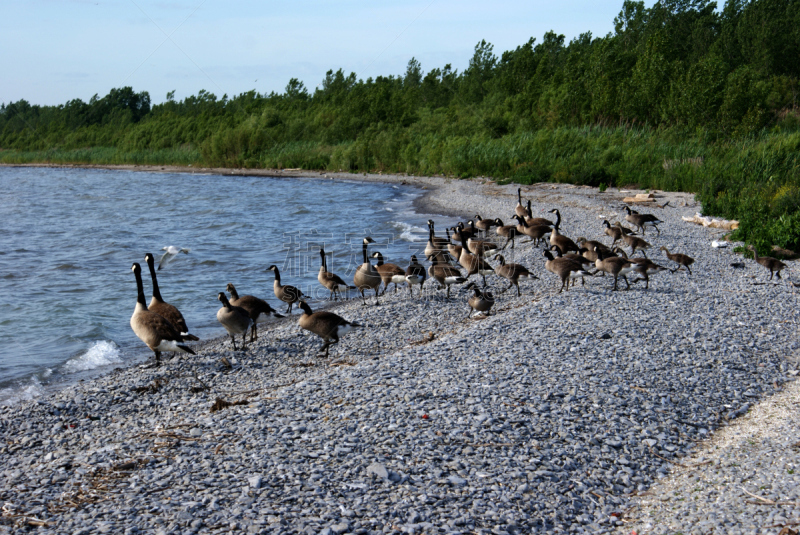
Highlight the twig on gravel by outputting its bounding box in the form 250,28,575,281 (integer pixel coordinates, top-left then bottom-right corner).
741,487,778,504
648,447,688,468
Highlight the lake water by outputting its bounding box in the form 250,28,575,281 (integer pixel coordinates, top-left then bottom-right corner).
0,166,437,404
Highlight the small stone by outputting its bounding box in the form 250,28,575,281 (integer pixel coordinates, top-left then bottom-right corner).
247,475,262,489
331,522,350,534
189,428,202,437
448,476,467,487
366,462,389,480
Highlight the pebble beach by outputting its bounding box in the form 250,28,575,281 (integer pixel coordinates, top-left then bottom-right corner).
1,168,798,534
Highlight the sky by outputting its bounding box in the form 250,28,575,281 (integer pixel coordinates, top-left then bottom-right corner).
2,0,656,107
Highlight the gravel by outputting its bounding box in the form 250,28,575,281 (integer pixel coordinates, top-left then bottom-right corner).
0,173,798,534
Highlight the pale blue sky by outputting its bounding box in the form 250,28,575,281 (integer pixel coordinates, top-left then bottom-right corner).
2,1,655,106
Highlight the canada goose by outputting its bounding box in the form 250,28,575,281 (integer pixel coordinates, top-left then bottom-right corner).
551,245,592,287
613,221,637,236
493,254,536,296
371,252,407,295
493,218,519,249
458,244,494,286
298,301,361,358
613,248,667,289
318,248,353,300
130,263,196,365
747,245,786,280
548,220,579,254
512,215,551,247
551,245,593,268
424,220,449,260
267,265,306,314
143,253,199,342
466,236,499,257
217,292,252,351
428,255,467,297
542,250,593,293
226,283,284,342
515,188,531,218
547,208,564,232
465,282,495,318
405,255,426,296
659,246,695,275
353,237,382,306
576,237,612,262
158,246,190,270
621,233,652,257
624,206,662,235
525,200,555,227
474,215,497,236
594,249,635,290
445,228,463,259
451,221,477,244
602,220,623,247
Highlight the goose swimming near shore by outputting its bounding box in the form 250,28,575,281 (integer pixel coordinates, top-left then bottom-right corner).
130,263,196,365
158,246,190,270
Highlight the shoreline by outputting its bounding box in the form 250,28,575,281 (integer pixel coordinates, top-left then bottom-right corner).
1,163,798,534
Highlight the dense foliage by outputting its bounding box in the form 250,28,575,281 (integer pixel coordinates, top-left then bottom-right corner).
2,0,800,252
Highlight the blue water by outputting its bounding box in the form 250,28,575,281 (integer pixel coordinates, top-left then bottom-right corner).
0,166,436,404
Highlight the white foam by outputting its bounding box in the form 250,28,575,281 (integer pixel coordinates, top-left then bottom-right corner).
61,340,122,374
391,221,427,243
0,376,45,406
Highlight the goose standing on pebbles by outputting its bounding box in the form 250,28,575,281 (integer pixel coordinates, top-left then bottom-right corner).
144,253,199,341
465,282,495,318
493,254,536,296
613,248,667,289
216,293,252,351
624,206,662,235
494,218,519,250
424,220,449,260
602,220,623,247
660,246,695,275
354,237,382,306
621,233,652,257
371,251,407,295
298,301,361,358
747,245,787,280
595,249,635,291
515,188,531,218
318,248,353,301
458,244,494,287
512,215,551,247
543,249,592,292
405,255,426,297
429,255,467,298
267,265,306,314
474,215,497,237
130,263,196,365
226,283,284,342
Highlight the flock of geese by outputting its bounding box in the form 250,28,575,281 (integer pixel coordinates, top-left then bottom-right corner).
129,187,790,361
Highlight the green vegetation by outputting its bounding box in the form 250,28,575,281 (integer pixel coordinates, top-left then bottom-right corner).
2,0,800,252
